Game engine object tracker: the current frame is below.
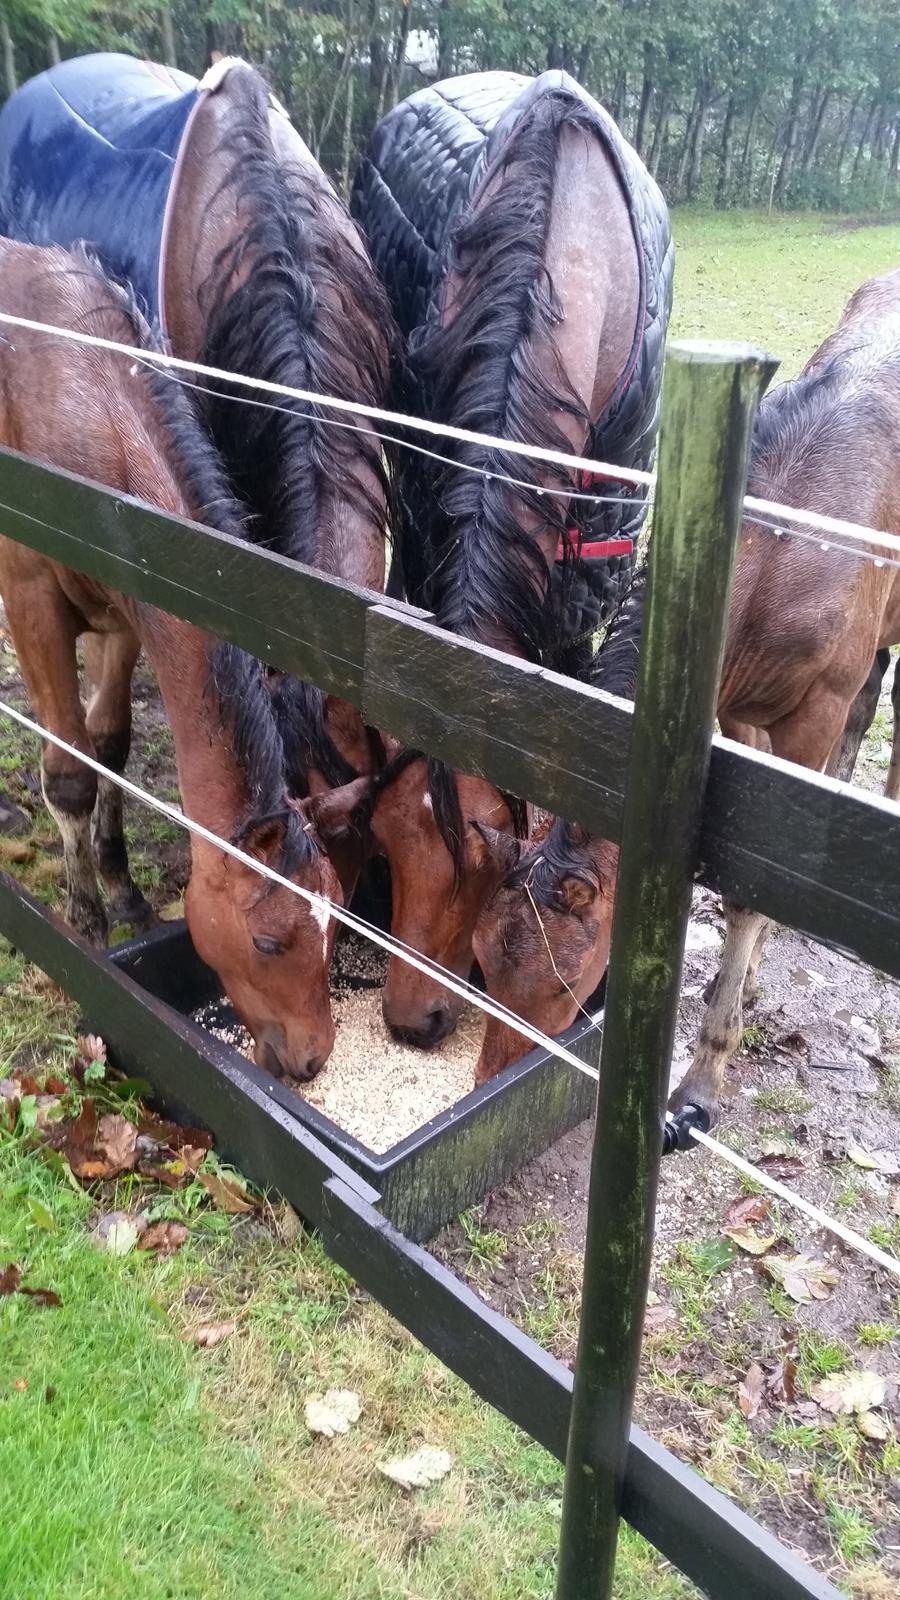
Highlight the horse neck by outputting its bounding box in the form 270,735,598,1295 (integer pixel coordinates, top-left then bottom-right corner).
137,616,250,845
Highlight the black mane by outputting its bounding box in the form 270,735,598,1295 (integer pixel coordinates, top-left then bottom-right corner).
196,67,395,785
402,89,601,655
507,565,646,907
70,251,316,875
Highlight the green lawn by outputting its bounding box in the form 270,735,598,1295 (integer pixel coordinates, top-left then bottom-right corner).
671,210,900,376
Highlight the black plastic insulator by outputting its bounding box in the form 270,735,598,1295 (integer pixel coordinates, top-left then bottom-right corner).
662,1103,710,1155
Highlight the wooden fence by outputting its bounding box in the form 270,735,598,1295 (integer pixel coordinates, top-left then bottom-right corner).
0,339,892,1600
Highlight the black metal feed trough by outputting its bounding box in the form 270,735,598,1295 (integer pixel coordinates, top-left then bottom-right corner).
108,877,602,1243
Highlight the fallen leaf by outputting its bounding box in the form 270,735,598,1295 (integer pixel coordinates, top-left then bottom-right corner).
377,1445,453,1490
138,1221,188,1255
275,1201,302,1246
27,1197,55,1231
857,1410,890,1442
689,1239,736,1277
138,1115,213,1153
198,1172,258,1214
97,1114,138,1173
790,967,832,990
20,1286,62,1308
756,1152,805,1181
0,1263,22,1296
685,921,722,952
106,1218,141,1256
738,1361,767,1419
812,1371,886,1416
846,1144,880,1171
768,1343,798,1405
191,1319,237,1348
724,1226,777,1257
77,1033,107,1064
764,1254,840,1304
643,1303,675,1335
305,1389,362,1438
723,1194,771,1228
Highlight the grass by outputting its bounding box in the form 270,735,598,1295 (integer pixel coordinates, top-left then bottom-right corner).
0,944,694,1600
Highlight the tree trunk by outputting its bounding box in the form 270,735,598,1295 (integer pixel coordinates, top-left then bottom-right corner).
674,91,701,199
715,93,736,207
835,89,862,178
800,88,830,175
206,20,244,64
872,102,887,163
1,20,15,100
47,34,61,67
634,44,654,156
774,69,805,204
739,98,760,193
368,0,387,91
687,89,710,199
851,96,878,181
890,119,900,185
340,60,355,195
647,92,670,180
388,0,412,110
160,8,177,68
610,72,627,126
437,0,454,78
577,41,592,83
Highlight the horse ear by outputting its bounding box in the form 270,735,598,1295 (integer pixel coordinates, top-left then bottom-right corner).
239,816,288,862
299,776,371,846
469,820,523,874
559,874,599,913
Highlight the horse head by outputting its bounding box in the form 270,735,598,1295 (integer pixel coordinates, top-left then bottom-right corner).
366,752,520,1046
185,782,369,1081
472,823,618,1082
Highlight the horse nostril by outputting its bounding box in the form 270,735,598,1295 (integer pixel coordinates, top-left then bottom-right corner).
390,1004,455,1049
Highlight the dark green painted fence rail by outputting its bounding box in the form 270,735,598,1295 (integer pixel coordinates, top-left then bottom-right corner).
1,441,898,984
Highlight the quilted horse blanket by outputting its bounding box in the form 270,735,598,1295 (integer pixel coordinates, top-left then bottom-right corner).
0,53,208,337
352,71,674,655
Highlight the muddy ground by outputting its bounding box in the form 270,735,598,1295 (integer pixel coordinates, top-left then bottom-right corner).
0,624,898,1595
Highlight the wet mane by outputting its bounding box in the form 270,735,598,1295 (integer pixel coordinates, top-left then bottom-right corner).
196,68,395,784
507,566,647,908
751,354,900,490
66,248,316,875
402,89,601,656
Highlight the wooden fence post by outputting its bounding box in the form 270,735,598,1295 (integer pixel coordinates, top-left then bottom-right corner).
555,339,776,1599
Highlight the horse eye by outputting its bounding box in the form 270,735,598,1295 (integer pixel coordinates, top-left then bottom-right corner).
252,934,285,957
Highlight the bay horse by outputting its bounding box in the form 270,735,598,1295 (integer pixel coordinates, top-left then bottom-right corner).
350,71,673,1046
472,269,900,1118
0,241,362,1080
0,51,393,856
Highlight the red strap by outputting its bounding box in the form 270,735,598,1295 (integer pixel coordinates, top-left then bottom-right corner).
556,536,633,562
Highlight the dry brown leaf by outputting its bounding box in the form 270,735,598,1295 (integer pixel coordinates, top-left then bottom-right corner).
764,1253,840,1304
137,1114,213,1152
643,1303,675,1336
723,1225,777,1257
756,1152,805,1181
198,1172,258,1214
19,1285,62,1308
0,1263,22,1296
723,1194,771,1228
138,1221,188,1255
77,1034,107,1064
275,1201,302,1247
738,1361,767,1419
97,1114,138,1173
812,1370,886,1416
191,1320,237,1348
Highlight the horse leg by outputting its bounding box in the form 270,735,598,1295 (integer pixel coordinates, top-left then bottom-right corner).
3,582,106,943
670,902,771,1121
826,648,889,783
886,655,900,803
83,631,156,930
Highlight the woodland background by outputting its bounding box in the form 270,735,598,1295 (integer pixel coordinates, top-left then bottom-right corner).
1,1,898,208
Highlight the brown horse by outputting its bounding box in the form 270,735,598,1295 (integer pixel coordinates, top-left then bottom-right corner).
351,74,671,1046
0,241,360,1080
473,270,900,1108
0,53,394,880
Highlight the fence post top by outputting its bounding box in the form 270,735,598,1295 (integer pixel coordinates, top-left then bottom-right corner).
667,336,777,370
